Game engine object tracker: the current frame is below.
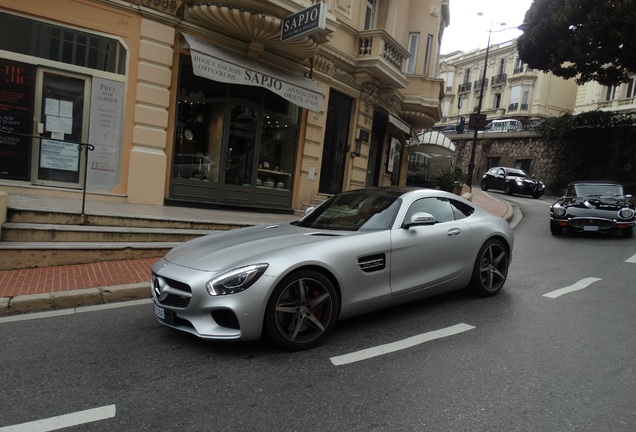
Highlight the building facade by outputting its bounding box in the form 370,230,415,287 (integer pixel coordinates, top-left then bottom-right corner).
574,73,636,114
0,0,448,212
436,38,578,131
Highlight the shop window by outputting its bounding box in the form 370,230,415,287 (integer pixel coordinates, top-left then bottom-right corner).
257,114,297,190
173,101,224,183
0,12,126,74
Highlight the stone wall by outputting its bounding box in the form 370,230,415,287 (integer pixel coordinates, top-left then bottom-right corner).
452,131,558,193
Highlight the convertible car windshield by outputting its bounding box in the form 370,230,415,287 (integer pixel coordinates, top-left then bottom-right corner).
570,184,624,197
298,191,402,231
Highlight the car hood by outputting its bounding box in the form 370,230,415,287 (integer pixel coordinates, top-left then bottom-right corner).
559,196,632,210
163,223,347,271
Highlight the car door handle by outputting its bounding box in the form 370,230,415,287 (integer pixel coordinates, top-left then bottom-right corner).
447,228,462,236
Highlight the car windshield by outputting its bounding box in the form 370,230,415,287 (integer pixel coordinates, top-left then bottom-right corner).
571,184,624,197
298,192,401,231
507,169,529,178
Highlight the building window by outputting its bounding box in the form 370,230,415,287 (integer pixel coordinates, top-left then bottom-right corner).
364,0,378,30
508,85,521,111
521,85,531,110
0,12,126,74
605,85,618,101
423,34,433,77
406,33,419,74
493,93,502,109
625,74,636,98
486,157,501,170
514,56,524,74
497,58,505,76
515,159,532,172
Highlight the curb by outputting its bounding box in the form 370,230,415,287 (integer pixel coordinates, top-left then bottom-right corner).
0,283,150,317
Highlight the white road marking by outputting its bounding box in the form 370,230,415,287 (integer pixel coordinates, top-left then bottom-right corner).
543,277,602,299
0,404,116,432
0,299,152,324
330,323,475,366
625,253,636,263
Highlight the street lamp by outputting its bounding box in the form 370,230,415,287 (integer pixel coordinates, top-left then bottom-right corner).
465,18,527,190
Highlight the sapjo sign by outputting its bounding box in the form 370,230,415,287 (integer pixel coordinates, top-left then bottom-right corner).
281,2,326,42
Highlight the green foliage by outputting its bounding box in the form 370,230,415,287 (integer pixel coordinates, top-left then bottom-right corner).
538,111,636,194
438,168,468,193
517,0,636,85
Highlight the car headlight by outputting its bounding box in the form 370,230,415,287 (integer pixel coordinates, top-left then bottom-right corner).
618,208,635,220
552,205,567,218
206,264,269,296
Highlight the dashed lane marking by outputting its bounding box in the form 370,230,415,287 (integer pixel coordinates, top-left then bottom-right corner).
543,277,602,299
0,405,116,432
625,253,636,263
330,323,475,366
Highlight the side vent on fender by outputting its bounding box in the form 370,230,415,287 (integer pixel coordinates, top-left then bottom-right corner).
358,253,386,272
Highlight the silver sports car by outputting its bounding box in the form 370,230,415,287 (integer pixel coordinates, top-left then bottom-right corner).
152,187,514,350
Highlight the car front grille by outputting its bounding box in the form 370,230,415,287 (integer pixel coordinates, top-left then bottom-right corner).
152,273,192,308
570,218,614,230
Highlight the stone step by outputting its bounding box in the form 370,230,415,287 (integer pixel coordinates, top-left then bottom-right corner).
1,222,216,243
6,208,248,230
0,241,179,270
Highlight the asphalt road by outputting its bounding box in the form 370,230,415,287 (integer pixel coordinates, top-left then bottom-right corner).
1,193,635,432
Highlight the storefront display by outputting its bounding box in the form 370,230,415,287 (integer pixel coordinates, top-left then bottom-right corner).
169,56,301,210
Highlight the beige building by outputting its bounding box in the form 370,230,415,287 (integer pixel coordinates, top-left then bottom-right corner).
436,38,578,131
0,0,448,213
574,73,636,114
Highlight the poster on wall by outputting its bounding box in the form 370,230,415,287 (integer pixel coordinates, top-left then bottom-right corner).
40,139,80,171
87,77,124,190
0,59,35,180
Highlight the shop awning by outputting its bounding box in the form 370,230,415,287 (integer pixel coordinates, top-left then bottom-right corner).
183,33,323,112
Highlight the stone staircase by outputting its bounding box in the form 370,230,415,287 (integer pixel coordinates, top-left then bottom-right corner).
0,207,247,271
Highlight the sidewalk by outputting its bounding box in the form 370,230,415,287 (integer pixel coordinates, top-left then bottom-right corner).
0,189,512,316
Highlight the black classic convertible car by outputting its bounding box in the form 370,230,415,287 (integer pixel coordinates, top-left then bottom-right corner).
480,167,545,198
550,181,635,238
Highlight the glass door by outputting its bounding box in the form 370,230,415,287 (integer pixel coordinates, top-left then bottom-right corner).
221,104,258,205
33,70,89,188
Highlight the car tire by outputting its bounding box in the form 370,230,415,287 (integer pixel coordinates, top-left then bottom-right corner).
504,183,513,195
264,270,339,351
621,226,634,238
550,221,563,235
532,193,542,199
481,180,489,191
469,239,509,297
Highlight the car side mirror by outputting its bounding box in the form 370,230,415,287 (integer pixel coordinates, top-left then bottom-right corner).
305,207,315,215
402,212,436,229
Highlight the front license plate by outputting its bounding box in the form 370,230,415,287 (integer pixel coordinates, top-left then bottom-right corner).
584,225,599,232
154,304,165,319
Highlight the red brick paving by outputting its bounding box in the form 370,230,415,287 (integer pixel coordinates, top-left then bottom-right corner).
0,258,155,298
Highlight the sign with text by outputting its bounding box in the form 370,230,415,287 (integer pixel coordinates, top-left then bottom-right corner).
87,78,124,190
281,2,326,42
0,59,35,180
183,33,323,112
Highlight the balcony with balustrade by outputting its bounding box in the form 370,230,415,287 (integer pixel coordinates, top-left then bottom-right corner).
357,29,409,88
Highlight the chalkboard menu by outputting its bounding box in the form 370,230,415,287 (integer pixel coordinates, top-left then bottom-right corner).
0,59,35,180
